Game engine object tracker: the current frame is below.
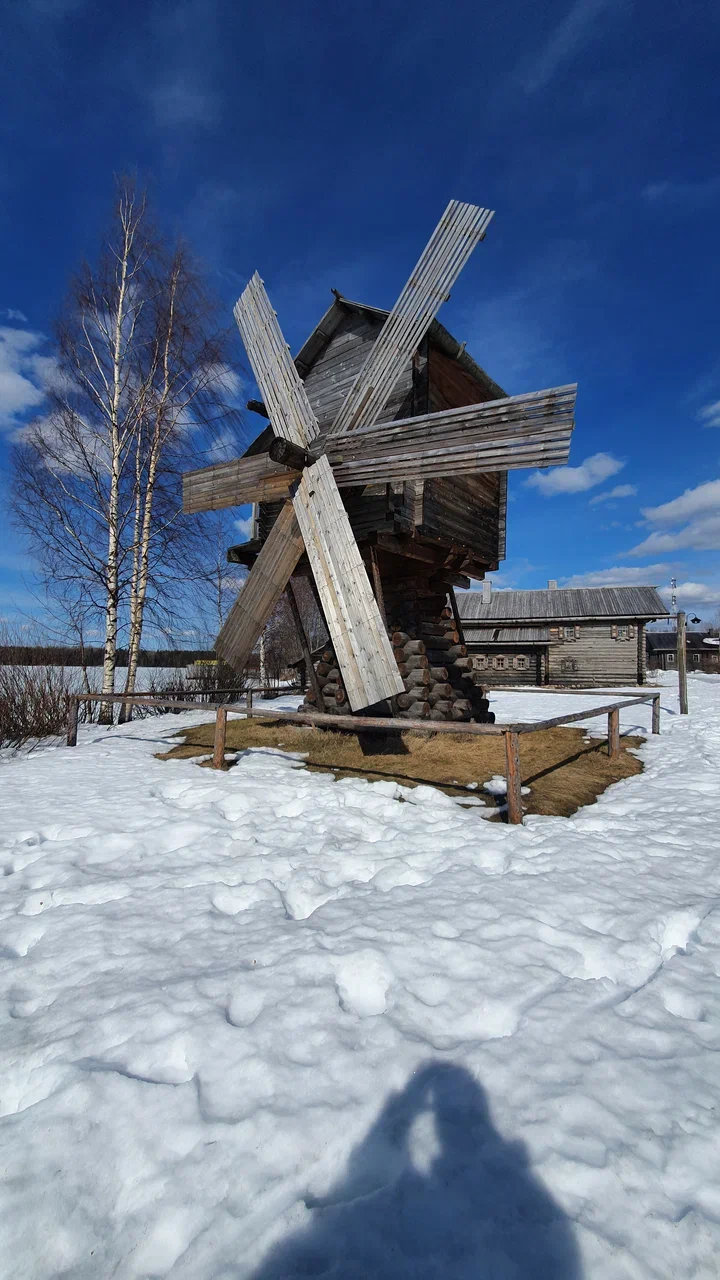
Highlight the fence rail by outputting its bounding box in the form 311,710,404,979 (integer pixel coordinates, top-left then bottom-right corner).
66,689,662,825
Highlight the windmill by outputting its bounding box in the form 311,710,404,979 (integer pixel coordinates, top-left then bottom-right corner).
184,201,577,714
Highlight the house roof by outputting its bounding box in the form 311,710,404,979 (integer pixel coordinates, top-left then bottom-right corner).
459,586,668,623
294,293,507,403
646,630,716,652
465,626,554,645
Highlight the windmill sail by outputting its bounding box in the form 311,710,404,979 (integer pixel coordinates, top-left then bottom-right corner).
329,201,493,436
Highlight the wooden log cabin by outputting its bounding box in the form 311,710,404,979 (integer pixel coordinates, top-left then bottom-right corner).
227,293,511,721
646,630,720,673
458,583,668,687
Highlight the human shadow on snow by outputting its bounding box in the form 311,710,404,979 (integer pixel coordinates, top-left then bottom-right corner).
249,1061,582,1279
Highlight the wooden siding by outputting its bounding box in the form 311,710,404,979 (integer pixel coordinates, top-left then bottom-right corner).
423,344,505,566
546,624,641,687
302,311,413,433
421,474,500,564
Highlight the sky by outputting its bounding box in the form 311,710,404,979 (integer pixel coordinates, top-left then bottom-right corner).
1,0,719,632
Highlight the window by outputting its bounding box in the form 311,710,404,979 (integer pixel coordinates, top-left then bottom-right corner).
515,655,528,670
561,658,578,673
472,655,488,670
667,654,675,664
693,654,700,663
617,625,628,640
494,655,506,670
561,626,577,641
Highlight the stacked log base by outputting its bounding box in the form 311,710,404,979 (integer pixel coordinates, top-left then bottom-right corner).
301,571,494,725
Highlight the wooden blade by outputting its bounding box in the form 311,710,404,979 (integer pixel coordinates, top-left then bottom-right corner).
292,455,404,711
329,200,494,436
215,501,305,671
183,453,298,513
325,385,577,485
183,450,298,509
234,273,319,447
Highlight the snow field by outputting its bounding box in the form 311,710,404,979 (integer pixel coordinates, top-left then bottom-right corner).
1,675,720,1277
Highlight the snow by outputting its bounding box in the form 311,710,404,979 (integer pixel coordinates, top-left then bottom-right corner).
2,673,720,1277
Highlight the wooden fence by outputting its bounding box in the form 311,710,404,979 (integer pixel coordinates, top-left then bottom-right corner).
66,689,662,825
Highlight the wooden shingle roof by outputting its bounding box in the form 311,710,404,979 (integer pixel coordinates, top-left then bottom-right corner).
459,586,668,623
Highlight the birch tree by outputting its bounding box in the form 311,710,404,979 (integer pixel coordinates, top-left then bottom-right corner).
12,182,243,718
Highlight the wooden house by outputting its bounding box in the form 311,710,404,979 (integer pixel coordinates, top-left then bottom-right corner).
458,583,668,687
647,630,720,673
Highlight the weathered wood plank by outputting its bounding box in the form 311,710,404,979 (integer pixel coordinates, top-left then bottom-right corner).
292,455,404,710
504,730,523,824
183,453,299,512
234,273,319,446
330,201,494,436
215,501,305,670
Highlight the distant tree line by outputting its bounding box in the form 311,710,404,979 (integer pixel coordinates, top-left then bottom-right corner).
0,646,215,668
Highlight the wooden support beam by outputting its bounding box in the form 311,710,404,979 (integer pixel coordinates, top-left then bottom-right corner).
368,546,387,627
66,696,78,747
652,694,661,735
213,706,228,769
677,611,688,715
504,730,523,824
285,581,323,709
608,707,620,758
216,500,305,672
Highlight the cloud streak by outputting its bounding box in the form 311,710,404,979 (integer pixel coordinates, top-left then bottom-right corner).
525,451,624,496
589,483,637,506
563,563,671,588
698,400,720,428
516,0,620,94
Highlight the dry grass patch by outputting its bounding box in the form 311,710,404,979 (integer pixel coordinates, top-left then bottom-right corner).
157,717,644,820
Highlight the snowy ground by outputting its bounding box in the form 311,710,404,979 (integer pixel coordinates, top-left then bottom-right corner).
2,673,720,1278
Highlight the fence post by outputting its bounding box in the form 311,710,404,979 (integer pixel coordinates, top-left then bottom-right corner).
677,611,688,715
246,687,253,719
504,730,523,824
213,706,228,769
66,696,78,747
608,707,620,758
652,695,661,735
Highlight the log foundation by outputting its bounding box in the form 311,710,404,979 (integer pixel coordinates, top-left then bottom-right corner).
301,567,494,724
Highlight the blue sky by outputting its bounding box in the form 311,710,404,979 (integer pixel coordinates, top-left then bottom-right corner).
2,0,720,628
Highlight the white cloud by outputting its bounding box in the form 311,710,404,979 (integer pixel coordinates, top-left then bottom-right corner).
3,308,28,323
698,400,720,428
659,582,720,607
525,451,624,496
626,478,720,555
0,326,51,433
643,479,720,526
562,564,671,588
628,515,720,556
234,515,254,540
589,483,637,506
516,0,620,93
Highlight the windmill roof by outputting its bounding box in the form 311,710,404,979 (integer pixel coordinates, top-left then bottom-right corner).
294,293,507,402
459,586,668,623
243,292,507,455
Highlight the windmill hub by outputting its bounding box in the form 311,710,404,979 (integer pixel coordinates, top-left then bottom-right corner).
183,200,578,721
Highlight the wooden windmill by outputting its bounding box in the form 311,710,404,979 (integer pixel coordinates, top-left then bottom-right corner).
184,201,577,719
